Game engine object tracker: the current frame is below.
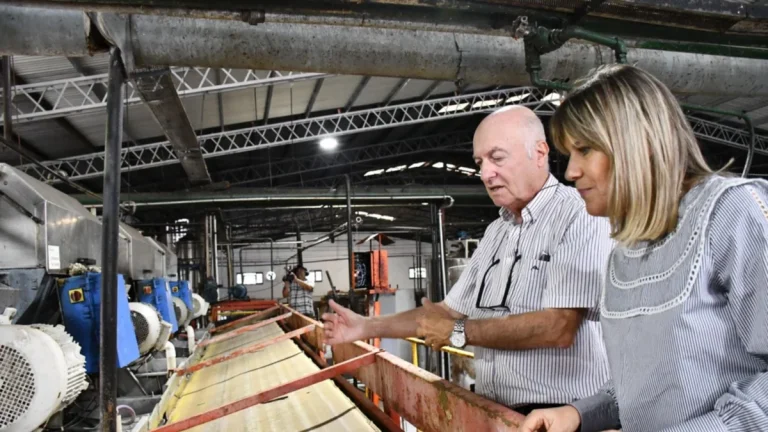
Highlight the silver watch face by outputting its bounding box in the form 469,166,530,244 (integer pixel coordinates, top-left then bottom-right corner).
450,332,466,348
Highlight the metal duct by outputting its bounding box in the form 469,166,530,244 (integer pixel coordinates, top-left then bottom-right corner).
1,5,768,96
71,186,475,208
0,6,100,56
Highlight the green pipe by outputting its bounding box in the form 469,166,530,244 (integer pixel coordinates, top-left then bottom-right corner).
520,23,756,177
556,27,627,63
635,40,768,61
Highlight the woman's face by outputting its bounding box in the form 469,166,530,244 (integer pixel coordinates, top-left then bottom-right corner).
563,138,612,217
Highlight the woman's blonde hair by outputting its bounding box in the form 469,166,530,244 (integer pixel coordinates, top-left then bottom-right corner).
550,64,713,245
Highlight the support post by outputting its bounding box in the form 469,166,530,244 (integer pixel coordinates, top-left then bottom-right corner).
100,47,125,432
345,174,355,303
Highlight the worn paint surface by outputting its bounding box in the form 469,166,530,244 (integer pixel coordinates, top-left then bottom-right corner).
162,321,380,432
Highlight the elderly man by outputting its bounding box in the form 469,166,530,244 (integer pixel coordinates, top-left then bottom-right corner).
323,106,612,412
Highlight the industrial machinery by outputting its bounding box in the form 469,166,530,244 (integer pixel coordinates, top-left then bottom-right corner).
137,278,179,333
201,277,219,304
227,283,248,301
170,279,194,326
0,309,88,432
190,293,209,320
60,272,141,373
0,163,175,323
128,302,173,356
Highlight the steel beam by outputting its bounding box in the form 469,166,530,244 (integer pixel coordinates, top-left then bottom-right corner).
68,57,139,145
304,78,324,118
0,67,328,125
211,130,473,187
19,87,551,182
7,65,97,151
344,76,371,111
132,68,211,184
383,78,409,106
262,72,274,125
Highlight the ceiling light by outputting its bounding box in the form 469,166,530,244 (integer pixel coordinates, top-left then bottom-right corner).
458,166,476,173
505,92,531,104
386,165,407,173
319,137,339,150
446,163,456,169
542,92,562,106
409,162,426,169
438,103,469,114
433,162,445,169
364,169,384,177
471,99,502,109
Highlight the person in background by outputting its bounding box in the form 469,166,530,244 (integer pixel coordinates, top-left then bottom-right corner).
519,64,768,432
322,105,614,413
282,265,315,318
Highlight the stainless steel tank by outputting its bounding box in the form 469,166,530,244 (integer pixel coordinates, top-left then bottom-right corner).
177,235,202,289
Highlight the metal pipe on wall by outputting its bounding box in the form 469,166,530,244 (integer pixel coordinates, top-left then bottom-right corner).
212,214,219,284
345,174,355,299
100,47,125,432
2,56,11,140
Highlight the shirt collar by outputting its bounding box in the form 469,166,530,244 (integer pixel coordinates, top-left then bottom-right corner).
499,174,560,225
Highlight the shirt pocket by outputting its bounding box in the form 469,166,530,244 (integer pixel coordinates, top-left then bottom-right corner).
506,258,548,311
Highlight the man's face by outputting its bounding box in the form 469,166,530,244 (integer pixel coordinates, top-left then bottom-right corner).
473,125,543,210
296,268,306,279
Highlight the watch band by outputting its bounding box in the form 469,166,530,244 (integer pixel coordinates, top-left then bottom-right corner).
454,318,465,334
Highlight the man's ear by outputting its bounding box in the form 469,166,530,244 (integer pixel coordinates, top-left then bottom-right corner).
535,140,550,168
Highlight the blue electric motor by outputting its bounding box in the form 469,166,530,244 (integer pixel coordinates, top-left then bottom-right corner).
60,272,141,373
229,284,248,300
137,277,178,333
169,280,194,312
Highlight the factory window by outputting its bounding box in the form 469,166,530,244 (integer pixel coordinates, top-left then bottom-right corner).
409,267,427,279
168,218,189,244
312,270,323,282
237,272,264,285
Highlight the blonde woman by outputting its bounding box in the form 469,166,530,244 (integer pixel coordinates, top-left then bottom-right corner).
518,64,768,432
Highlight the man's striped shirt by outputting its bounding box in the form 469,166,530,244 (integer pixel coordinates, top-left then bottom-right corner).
444,174,613,408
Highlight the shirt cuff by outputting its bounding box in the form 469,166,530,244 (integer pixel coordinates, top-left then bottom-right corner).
570,391,620,432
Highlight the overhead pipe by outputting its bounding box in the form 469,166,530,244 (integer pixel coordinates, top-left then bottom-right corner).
74,187,465,207
513,17,758,178
100,47,125,432
2,5,768,96
2,56,11,140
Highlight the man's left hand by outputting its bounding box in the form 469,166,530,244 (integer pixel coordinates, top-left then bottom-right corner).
416,298,455,350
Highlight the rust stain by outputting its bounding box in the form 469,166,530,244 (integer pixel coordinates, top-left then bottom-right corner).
431,380,517,428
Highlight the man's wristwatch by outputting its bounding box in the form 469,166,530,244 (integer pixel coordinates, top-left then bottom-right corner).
449,319,467,349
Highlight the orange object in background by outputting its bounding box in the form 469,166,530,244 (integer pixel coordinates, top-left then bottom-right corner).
371,249,389,292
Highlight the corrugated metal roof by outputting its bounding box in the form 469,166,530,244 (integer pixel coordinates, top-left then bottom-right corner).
162,322,380,432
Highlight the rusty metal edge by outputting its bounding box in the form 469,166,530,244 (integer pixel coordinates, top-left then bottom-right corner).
286,322,403,432
281,305,525,431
